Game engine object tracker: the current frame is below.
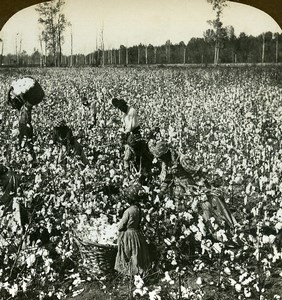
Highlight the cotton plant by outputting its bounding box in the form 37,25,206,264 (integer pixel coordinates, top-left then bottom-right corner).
0,67,282,299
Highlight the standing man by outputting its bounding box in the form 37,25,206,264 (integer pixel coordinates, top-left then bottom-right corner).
7,77,44,163
112,98,151,180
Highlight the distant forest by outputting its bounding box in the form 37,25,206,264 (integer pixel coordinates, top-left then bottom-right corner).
1,30,282,67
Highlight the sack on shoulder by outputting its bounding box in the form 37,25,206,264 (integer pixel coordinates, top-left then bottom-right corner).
8,77,45,108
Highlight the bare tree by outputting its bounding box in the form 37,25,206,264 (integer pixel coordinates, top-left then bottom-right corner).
15,33,19,65
166,40,171,64
138,45,140,64
100,24,105,67
262,32,265,63
125,47,128,65
70,25,73,67
39,30,48,66
39,34,44,67
145,45,148,64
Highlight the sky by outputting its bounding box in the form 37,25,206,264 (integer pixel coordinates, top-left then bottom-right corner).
0,0,281,55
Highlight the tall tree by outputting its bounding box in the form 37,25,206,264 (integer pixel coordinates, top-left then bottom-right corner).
35,0,69,66
207,0,227,64
165,40,171,64
204,28,216,62
31,49,41,65
224,25,236,62
100,24,105,66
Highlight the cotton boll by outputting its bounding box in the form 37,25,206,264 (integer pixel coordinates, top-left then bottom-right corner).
8,284,19,298
229,278,236,286
213,243,222,253
235,283,242,292
244,288,251,298
26,254,36,268
195,231,202,241
276,208,282,222
224,267,231,276
109,169,116,178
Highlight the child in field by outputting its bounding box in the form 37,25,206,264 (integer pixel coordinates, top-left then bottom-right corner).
52,119,89,166
114,184,150,276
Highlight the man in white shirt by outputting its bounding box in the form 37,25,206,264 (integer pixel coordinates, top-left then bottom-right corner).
112,98,147,178
112,98,140,135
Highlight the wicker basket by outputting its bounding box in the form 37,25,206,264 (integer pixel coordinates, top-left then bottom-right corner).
72,233,118,275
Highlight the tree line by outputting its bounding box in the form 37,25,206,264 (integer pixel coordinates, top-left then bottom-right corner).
1,31,281,67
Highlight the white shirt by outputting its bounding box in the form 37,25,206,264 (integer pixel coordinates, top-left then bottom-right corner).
123,107,140,133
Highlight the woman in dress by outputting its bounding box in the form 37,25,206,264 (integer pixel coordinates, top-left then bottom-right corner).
114,184,150,276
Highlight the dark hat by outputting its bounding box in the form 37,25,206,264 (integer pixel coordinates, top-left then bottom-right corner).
82,97,90,107
112,98,127,109
0,164,8,176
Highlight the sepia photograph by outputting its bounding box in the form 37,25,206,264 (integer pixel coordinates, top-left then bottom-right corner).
0,0,282,299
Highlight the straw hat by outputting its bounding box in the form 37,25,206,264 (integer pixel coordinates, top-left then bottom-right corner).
112,98,127,109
